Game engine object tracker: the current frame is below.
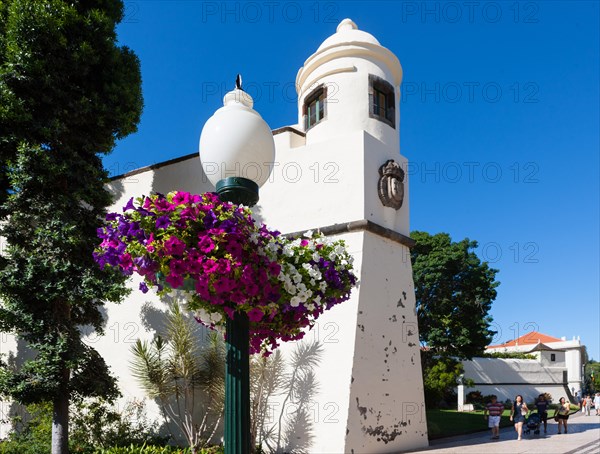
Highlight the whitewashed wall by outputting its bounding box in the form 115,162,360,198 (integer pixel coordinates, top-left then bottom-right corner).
461,357,570,404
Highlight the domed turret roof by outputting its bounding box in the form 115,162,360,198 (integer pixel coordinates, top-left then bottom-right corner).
296,18,402,96
317,19,380,51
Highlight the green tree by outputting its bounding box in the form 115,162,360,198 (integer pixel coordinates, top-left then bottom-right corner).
0,1,142,453
421,357,466,408
411,231,500,360
584,359,600,394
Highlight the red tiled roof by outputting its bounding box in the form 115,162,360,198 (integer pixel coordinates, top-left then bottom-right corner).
487,331,563,349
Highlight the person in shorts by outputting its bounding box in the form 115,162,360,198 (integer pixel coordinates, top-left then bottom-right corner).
510,394,529,440
484,395,505,440
554,397,571,434
535,394,549,433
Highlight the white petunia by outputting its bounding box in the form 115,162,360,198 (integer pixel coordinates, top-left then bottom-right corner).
304,230,313,238
284,280,297,295
290,296,301,307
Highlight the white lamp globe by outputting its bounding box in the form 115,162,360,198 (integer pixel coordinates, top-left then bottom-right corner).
199,88,275,190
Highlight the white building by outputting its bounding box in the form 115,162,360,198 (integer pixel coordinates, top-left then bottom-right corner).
1,19,430,451
459,331,586,405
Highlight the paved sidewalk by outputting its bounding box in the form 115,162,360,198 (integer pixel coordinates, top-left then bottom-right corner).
406,413,600,453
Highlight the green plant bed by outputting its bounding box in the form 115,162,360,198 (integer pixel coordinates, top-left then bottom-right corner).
426,409,512,440
95,445,223,454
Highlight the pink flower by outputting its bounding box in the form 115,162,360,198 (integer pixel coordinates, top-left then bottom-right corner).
170,259,188,276
119,253,133,270
216,259,231,274
164,236,186,256
248,307,264,322
225,240,243,258
245,282,259,297
172,191,191,205
180,207,198,220
241,265,255,284
187,257,203,274
166,273,184,289
268,262,281,277
195,277,210,299
154,198,175,212
197,236,215,253
213,277,236,293
142,197,154,210
231,291,246,304
202,259,219,274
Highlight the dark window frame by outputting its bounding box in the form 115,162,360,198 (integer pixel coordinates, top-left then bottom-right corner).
303,85,328,131
551,353,556,362
369,74,395,129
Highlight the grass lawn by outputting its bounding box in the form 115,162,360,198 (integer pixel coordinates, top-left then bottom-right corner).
426,409,513,440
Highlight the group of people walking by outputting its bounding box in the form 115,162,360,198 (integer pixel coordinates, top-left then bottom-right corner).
483,393,589,441
580,393,600,416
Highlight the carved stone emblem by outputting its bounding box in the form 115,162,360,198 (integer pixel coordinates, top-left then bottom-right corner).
378,160,405,210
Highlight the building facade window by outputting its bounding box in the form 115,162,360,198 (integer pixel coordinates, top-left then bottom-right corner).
303,85,327,131
369,74,395,128
551,353,556,361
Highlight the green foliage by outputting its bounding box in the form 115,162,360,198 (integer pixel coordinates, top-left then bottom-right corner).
0,402,53,454
0,0,142,451
465,391,483,405
584,360,600,393
483,352,536,359
96,447,190,454
421,356,466,408
96,446,222,454
69,399,167,452
411,231,500,360
0,399,165,454
130,303,225,451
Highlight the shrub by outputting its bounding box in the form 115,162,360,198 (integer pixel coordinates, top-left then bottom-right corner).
482,394,498,405
0,399,165,454
466,391,483,405
0,402,52,454
96,445,222,453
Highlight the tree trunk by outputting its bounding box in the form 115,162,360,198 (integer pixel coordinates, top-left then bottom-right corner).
52,381,70,454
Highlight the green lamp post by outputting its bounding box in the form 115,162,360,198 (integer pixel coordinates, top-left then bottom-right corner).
199,78,275,454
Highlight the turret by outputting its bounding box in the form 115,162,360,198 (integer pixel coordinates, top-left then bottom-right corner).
296,19,403,149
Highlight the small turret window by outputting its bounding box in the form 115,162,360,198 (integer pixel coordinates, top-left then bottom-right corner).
369,75,395,128
303,85,327,131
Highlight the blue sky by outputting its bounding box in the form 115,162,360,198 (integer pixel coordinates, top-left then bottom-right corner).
107,1,600,360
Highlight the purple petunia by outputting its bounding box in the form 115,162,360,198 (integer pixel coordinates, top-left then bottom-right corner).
156,216,171,229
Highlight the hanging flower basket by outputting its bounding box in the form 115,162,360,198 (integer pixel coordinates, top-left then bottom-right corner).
94,191,357,354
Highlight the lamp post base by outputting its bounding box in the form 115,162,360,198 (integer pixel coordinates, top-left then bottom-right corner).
224,312,251,454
